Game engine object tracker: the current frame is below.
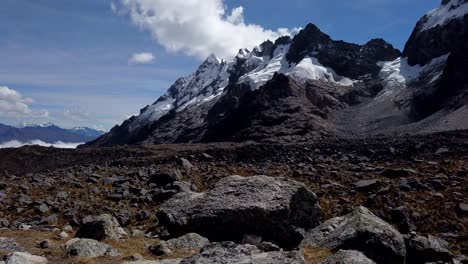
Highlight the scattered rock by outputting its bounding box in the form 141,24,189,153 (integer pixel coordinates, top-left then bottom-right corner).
181,158,194,170
38,240,50,249
56,191,69,200
124,260,182,264
321,250,376,264
457,203,468,215
241,234,262,245
435,147,449,155
62,225,73,232
301,206,406,264
0,218,9,228
149,171,182,187
257,241,281,252
125,253,144,261
354,179,380,192
158,175,322,249
149,241,173,256
38,203,49,214
66,238,120,258
390,206,416,233
179,242,304,264
381,168,416,178
3,252,48,264
75,214,127,241
59,231,69,239
0,237,25,252
166,233,210,252
405,234,453,264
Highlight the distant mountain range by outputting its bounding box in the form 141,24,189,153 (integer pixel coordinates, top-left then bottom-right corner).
0,122,104,143
87,0,468,147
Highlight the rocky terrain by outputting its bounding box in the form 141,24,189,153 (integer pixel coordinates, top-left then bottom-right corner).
0,131,467,263
1,1,467,263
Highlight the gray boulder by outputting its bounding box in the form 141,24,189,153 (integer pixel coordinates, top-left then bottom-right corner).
158,175,322,249
124,260,182,264
149,171,182,187
320,250,376,264
0,238,25,252
166,233,210,252
75,214,127,241
301,206,405,264
354,179,381,192
66,238,120,258
179,242,305,264
405,234,453,264
4,252,48,264
149,241,173,256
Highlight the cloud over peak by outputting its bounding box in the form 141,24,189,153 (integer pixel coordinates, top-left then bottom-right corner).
116,0,299,60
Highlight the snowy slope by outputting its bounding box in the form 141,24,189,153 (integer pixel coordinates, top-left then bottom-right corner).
376,54,450,100
129,40,358,132
422,0,468,31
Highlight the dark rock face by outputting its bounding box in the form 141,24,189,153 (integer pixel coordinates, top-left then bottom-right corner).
301,206,406,264
157,175,322,249
203,74,384,143
286,24,400,79
405,234,453,264
403,0,468,66
412,30,468,118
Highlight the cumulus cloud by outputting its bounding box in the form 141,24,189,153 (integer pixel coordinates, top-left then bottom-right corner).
115,0,300,59
0,140,82,149
129,52,156,65
0,86,49,118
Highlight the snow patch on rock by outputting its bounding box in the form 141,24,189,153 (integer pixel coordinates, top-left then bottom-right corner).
377,54,449,100
422,0,468,31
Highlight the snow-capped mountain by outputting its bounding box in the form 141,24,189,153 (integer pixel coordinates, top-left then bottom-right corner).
0,123,104,144
87,0,468,147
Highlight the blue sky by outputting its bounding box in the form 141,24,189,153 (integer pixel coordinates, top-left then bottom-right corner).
0,0,440,130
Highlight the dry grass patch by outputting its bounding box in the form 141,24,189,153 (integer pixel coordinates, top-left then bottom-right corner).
303,246,333,264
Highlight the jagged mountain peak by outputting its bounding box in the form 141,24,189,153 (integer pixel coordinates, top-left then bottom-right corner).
85,7,468,147
205,53,221,64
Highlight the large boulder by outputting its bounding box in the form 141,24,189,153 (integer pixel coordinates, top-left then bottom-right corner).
179,242,305,264
320,250,376,264
75,214,127,241
166,233,210,252
301,206,405,264
66,238,120,258
124,260,182,264
157,175,322,249
405,234,453,264
3,252,48,264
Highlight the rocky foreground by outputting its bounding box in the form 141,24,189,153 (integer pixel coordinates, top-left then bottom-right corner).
0,131,467,263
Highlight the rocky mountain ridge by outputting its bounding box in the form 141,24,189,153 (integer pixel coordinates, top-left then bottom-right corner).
86,0,468,147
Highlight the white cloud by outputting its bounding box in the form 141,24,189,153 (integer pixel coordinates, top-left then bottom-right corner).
63,107,90,122
0,86,49,118
0,140,82,149
116,0,299,60
129,52,155,65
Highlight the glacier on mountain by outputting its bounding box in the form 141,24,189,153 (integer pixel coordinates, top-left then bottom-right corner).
422,0,468,31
